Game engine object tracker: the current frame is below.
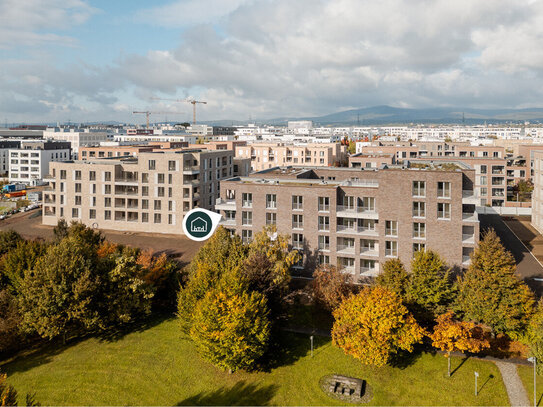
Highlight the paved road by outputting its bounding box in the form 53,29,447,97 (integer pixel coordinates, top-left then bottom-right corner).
495,361,531,407
480,214,543,295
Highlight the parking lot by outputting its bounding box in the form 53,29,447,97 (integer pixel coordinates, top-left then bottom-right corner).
0,210,204,267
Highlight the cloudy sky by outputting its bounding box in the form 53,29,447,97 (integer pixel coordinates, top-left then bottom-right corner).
1,0,543,125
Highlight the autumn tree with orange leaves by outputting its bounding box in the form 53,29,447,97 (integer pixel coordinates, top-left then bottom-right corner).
332,286,425,367
430,311,490,376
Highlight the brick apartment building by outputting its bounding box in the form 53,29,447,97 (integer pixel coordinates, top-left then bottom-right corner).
236,142,347,172
216,164,479,281
43,149,248,234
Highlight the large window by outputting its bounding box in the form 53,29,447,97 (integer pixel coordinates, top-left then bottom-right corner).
318,196,329,211
413,201,425,217
437,181,451,198
266,212,276,225
437,202,451,219
318,235,329,250
292,233,304,248
385,241,398,257
242,211,253,225
266,194,277,209
242,230,253,244
318,216,329,231
361,197,375,211
292,214,303,229
412,181,426,197
242,193,252,208
413,222,426,238
385,220,398,237
292,195,303,210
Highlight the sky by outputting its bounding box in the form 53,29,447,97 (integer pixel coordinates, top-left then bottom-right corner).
1,0,543,125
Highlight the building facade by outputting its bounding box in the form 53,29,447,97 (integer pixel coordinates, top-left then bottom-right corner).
216,165,479,281
9,141,71,184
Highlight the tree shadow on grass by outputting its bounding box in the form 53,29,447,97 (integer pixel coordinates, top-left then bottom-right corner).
176,381,279,406
450,356,469,376
256,331,331,373
389,346,424,370
96,312,175,343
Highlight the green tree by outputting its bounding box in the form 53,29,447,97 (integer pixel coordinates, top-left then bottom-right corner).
375,258,409,298
53,218,69,242
405,250,455,323
177,227,246,329
525,300,543,374
1,240,47,294
347,141,356,155
0,290,23,352
332,286,425,367
0,230,22,259
18,236,102,341
190,279,270,373
456,229,535,336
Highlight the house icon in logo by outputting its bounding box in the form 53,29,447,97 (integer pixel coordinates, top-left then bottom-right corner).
190,217,208,233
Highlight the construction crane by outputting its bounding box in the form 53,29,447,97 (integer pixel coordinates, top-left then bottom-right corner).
132,111,182,129
150,97,207,125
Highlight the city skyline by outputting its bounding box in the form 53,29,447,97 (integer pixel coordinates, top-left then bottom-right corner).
2,0,543,124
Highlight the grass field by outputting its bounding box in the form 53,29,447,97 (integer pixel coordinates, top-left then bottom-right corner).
517,364,542,406
1,317,509,406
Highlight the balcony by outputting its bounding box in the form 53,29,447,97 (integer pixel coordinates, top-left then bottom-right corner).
337,225,379,236
462,256,471,266
462,191,478,204
42,174,55,182
336,205,378,219
462,212,479,222
183,165,200,175
337,244,355,254
215,198,237,211
115,176,139,185
219,218,236,227
360,248,379,257
360,265,379,277
462,234,475,244
340,265,355,275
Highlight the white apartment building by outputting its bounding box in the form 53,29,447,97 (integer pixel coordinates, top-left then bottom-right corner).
44,128,110,157
9,141,71,184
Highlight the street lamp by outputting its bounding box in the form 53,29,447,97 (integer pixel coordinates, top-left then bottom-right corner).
475,371,479,396
528,357,537,407
310,335,314,358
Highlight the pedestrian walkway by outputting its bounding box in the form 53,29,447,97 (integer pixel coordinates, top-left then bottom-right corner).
495,361,530,406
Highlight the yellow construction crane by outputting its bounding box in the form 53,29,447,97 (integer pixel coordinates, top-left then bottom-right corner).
150,97,207,125
132,111,182,129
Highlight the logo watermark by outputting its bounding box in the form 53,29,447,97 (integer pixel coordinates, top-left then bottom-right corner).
182,208,222,241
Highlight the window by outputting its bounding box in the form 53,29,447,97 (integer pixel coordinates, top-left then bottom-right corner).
412,181,426,197
413,222,426,238
142,199,149,210
157,173,165,184
318,216,329,231
149,160,156,170
157,187,165,197
266,194,277,209
74,170,81,180
154,213,161,223
318,255,330,265
142,173,149,183
168,214,174,225
104,197,111,207
266,212,276,225
413,201,425,217
60,170,66,179
242,230,253,244
292,195,303,210
437,181,451,198
385,241,398,257
89,209,96,219
318,196,330,211
413,243,426,253
361,197,375,211
385,220,398,237
292,214,303,229
242,211,252,225
242,193,252,208
142,213,148,223
318,235,330,250
361,259,376,271
89,171,96,181
168,201,174,211
154,200,161,210
292,233,304,248
75,196,81,205
168,174,173,184
75,183,81,193
141,186,148,196
168,160,176,171
480,165,487,174
438,202,451,219
104,210,111,220
72,208,79,218
104,171,111,181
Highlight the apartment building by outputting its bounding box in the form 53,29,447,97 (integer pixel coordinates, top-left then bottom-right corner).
235,142,347,172
9,140,71,184
349,153,396,168
43,149,244,234
0,141,22,175
44,128,110,157
532,150,543,234
216,164,479,281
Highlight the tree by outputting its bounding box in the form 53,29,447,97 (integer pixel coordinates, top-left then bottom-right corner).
136,250,179,309
375,258,409,298
0,290,23,352
18,236,102,341
1,240,47,294
456,229,535,336
405,250,456,323
332,286,425,367
312,265,354,311
190,279,270,373
430,311,489,376
53,218,69,242
177,227,246,329
347,141,356,155
526,300,543,374
0,372,40,406
0,230,21,259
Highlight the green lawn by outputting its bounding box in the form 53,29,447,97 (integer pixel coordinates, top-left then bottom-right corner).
517,364,542,406
1,317,509,406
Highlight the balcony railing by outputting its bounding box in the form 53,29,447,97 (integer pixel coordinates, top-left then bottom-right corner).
462,234,475,243
360,248,379,256
337,244,355,254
